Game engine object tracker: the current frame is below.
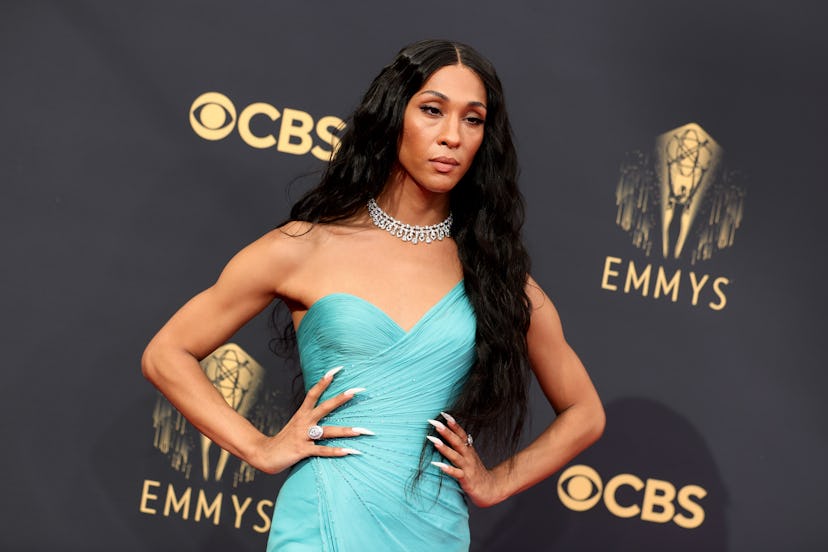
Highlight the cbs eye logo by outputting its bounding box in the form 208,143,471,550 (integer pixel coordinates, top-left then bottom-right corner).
189,92,344,161
557,465,707,529
189,92,237,141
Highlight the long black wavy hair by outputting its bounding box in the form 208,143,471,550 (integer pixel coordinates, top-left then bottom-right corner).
282,39,532,459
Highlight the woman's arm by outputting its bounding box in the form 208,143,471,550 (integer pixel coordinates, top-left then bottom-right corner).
142,227,363,474
428,275,605,506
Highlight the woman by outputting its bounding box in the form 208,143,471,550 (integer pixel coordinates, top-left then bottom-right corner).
142,39,604,550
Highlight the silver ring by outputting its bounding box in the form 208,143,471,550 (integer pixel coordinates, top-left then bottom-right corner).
308,425,324,440
466,434,474,447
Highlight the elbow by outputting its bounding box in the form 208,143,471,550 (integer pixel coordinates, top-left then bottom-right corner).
141,342,166,386
141,340,198,389
586,399,606,445
141,345,157,383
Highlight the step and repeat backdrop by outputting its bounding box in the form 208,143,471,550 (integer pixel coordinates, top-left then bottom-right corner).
2,1,826,551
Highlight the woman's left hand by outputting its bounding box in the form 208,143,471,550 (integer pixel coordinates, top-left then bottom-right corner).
426,413,505,508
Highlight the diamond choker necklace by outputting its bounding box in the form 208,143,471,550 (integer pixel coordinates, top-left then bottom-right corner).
367,198,453,245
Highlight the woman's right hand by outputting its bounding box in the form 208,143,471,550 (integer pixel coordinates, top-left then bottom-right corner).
250,366,370,474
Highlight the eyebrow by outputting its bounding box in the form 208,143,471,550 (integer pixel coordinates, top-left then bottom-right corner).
417,90,487,110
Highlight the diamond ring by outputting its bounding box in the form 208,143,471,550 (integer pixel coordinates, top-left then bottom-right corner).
308,425,324,440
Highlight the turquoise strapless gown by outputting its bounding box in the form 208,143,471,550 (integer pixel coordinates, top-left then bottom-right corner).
266,280,476,551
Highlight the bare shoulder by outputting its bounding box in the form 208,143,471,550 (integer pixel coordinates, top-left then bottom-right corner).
239,221,327,285
525,275,565,343
525,275,558,316
210,222,318,292
255,220,364,303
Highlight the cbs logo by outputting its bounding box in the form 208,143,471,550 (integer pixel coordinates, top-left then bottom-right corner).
189,92,344,161
557,465,707,529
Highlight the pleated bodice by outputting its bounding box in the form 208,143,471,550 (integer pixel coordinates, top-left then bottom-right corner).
267,280,477,551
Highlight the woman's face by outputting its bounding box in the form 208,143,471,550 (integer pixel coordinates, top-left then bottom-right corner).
395,64,487,194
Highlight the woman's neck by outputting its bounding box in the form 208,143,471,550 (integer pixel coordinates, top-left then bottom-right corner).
374,173,450,226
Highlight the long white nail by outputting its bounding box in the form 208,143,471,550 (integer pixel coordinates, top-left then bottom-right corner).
426,435,444,446
341,448,363,455
440,411,456,424
324,366,344,380
427,419,446,431
352,427,376,436
431,461,449,469
344,387,366,397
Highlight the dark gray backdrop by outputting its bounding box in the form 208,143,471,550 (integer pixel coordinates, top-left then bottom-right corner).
2,1,826,550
